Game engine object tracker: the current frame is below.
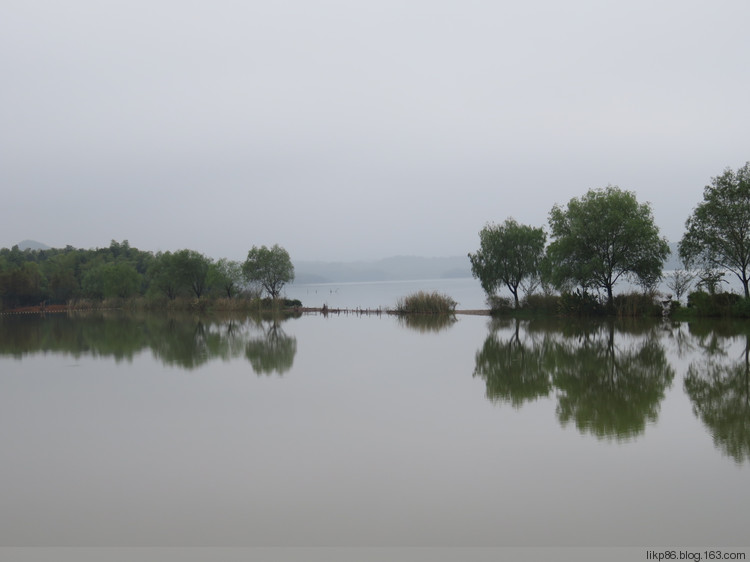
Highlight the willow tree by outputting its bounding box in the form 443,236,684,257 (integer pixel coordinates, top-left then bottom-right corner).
242,244,294,300
546,186,669,307
679,162,750,298
468,218,546,308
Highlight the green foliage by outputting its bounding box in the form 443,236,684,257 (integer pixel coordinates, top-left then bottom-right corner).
487,295,513,314
394,290,457,314
732,298,750,318
679,162,750,298
546,186,669,306
695,267,728,295
173,249,212,298
520,293,560,315
687,291,741,317
242,244,295,300
612,292,662,318
468,218,546,308
44,253,81,302
209,258,243,298
102,263,141,298
0,241,302,311
559,290,604,316
147,252,182,300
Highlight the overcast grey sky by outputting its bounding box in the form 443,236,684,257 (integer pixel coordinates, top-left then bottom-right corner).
2,1,749,262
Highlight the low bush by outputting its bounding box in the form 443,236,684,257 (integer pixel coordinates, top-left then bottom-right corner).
487,295,513,315
521,293,560,315
394,291,457,314
558,290,604,316
732,297,750,318
687,291,741,317
612,292,662,317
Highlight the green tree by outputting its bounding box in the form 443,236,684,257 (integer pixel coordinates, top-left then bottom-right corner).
44,253,81,302
242,244,294,300
81,262,107,299
469,218,546,308
546,186,669,307
209,258,244,298
173,249,212,298
679,162,750,298
147,252,182,300
101,262,141,298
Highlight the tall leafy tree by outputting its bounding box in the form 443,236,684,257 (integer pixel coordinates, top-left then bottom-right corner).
173,249,212,298
468,218,546,308
679,162,750,298
546,186,669,306
242,244,294,300
209,258,244,298
147,252,181,300
102,263,141,298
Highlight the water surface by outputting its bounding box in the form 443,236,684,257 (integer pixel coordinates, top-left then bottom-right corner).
1,312,748,547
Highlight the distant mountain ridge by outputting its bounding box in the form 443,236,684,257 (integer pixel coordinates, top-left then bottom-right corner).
294,244,686,284
16,239,51,251
293,255,473,284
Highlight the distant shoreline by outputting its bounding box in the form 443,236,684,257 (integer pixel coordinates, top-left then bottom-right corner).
1,304,491,316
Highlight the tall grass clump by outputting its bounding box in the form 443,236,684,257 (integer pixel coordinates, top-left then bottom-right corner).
612,292,662,317
394,291,457,314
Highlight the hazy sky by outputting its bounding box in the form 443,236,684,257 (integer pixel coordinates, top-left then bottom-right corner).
2,1,749,262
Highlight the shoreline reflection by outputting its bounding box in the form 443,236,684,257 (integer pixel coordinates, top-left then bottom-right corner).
0,311,298,375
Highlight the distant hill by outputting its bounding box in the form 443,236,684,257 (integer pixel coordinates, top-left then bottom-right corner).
294,244,686,285
293,255,472,284
16,239,51,251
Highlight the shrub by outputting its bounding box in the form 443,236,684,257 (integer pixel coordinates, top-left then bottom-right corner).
559,290,604,316
687,291,741,317
732,297,750,318
487,295,513,314
394,291,457,314
612,292,662,317
521,293,560,315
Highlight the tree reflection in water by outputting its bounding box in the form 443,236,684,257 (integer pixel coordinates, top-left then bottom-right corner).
684,325,750,464
473,318,675,441
0,311,298,373
473,317,552,408
244,315,297,375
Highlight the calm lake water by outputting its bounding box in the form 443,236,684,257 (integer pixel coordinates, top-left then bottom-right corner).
285,277,488,310
284,273,746,311
1,309,749,548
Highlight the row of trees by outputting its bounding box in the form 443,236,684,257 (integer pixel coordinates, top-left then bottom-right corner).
469,162,750,308
0,241,295,310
